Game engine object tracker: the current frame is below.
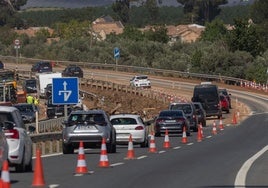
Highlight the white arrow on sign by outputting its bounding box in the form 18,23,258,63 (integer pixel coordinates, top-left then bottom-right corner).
58,81,72,102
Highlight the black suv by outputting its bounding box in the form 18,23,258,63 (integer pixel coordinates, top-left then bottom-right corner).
62,64,83,78
31,61,52,73
0,61,4,69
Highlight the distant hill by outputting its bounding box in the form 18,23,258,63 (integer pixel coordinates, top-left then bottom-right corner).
22,0,255,9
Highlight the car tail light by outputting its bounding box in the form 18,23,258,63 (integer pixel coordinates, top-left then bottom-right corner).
5,129,19,139
135,125,144,130
176,118,185,123
156,119,165,123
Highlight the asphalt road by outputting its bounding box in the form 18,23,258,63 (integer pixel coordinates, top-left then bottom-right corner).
5,63,268,188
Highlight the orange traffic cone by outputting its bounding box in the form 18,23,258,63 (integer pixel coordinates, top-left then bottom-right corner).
232,112,237,125
32,149,45,187
75,141,89,174
99,138,110,168
212,121,217,135
163,129,171,149
197,124,202,142
200,123,204,138
181,126,188,144
125,134,136,160
219,118,224,131
0,179,3,188
148,132,157,153
1,160,10,188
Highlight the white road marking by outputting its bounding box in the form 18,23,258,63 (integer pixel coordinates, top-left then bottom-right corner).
137,155,147,159
187,143,193,145
159,150,166,154
111,162,124,167
173,146,181,149
234,145,268,187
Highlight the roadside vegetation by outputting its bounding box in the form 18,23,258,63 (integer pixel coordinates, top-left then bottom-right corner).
0,0,268,84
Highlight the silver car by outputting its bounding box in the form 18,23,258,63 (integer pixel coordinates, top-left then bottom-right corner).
62,109,116,154
0,106,34,172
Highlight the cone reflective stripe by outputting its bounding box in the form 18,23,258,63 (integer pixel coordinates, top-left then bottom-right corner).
232,112,237,125
125,134,135,159
181,126,188,144
32,149,45,187
219,118,224,130
1,160,10,188
163,129,171,149
212,121,217,135
76,141,89,174
200,123,204,138
197,124,202,142
99,138,110,167
149,132,157,153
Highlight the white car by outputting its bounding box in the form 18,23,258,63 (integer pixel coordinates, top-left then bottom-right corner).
0,106,35,172
110,114,149,147
130,75,151,88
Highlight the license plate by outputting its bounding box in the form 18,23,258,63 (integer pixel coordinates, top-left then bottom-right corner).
165,120,176,123
75,125,95,130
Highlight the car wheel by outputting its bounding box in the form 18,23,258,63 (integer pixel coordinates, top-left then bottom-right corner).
106,141,116,153
202,120,206,127
140,136,149,148
62,143,74,154
226,109,230,114
155,132,161,137
15,150,26,172
25,157,33,172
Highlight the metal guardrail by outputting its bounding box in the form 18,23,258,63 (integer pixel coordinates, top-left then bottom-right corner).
1,55,249,85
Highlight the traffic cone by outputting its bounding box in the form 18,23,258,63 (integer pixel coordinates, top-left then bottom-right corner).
99,138,110,168
32,149,45,187
200,123,204,138
75,141,89,174
181,126,188,144
232,111,237,125
1,160,10,188
163,129,171,149
125,134,136,159
197,124,202,142
148,132,157,153
219,118,224,131
212,121,217,135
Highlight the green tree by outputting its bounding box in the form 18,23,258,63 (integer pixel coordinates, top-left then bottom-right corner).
250,0,268,49
145,0,159,22
112,0,130,23
0,0,27,26
226,19,264,57
144,25,169,43
200,19,228,42
177,0,228,24
120,25,145,41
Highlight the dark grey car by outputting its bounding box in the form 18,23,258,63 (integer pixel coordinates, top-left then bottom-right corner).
193,102,207,127
13,103,38,124
169,102,198,132
62,109,116,154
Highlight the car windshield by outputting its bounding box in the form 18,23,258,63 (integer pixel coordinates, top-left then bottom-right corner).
111,117,137,125
0,113,14,122
137,76,148,80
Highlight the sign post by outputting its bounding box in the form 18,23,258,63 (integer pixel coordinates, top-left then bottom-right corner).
52,77,79,120
114,47,120,71
14,39,20,67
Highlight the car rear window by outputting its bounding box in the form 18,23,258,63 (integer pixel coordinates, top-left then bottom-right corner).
170,104,192,114
159,110,183,117
111,118,137,125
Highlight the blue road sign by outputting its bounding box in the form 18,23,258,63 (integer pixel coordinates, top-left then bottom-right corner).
52,77,79,105
114,47,120,59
